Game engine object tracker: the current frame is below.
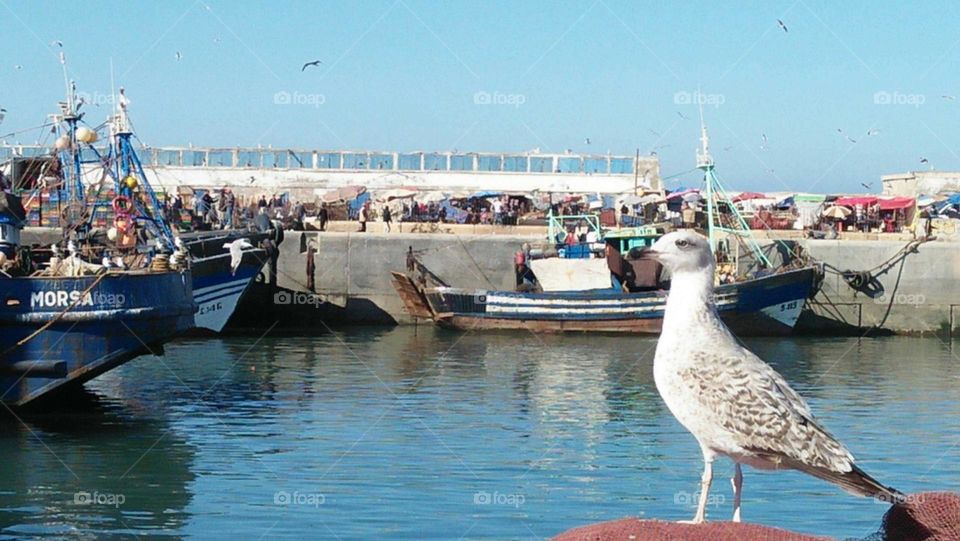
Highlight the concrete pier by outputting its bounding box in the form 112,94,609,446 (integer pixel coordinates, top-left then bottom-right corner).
273,229,960,335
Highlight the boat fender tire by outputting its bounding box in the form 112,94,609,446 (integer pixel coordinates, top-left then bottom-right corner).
112,196,134,216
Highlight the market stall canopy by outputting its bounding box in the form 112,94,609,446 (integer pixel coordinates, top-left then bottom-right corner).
794,193,826,203
732,191,767,202
418,191,448,203
376,188,418,201
468,190,502,199
822,205,852,218
666,188,699,200
834,196,878,207
618,195,645,206
321,185,366,203
878,197,915,210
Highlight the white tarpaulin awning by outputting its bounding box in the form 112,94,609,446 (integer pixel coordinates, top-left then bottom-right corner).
529,258,611,292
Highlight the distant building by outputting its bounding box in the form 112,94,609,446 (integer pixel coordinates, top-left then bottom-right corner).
882,171,960,196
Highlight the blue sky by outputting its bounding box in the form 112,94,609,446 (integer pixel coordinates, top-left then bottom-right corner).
1,0,959,193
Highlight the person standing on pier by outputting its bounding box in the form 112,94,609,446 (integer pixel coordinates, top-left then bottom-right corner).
318,203,328,231
359,201,369,232
682,202,696,229
223,189,235,229
382,205,392,233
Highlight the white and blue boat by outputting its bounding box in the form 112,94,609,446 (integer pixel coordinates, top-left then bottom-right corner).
393,120,821,335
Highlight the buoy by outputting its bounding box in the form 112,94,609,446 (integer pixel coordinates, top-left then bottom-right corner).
106,227,118,241
54,135,71,150
124,175,138,190
76,127,98,143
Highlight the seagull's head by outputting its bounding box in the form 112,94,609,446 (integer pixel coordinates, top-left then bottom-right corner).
642,230,714,276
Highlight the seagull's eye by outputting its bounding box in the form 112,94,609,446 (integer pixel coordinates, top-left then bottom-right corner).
675,239,689,248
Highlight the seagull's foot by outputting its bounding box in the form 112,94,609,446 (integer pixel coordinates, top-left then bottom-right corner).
731,509,741,523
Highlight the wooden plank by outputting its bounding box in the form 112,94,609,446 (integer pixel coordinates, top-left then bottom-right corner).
390,272,434,319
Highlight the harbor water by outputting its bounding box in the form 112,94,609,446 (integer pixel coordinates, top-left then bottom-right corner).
1,329,958,540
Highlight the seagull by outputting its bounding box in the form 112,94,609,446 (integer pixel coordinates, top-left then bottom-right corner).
301,60,323,71
777,19,788,32
14,64,22,70
643,231,903,524
942,95,955,101
861,182,873,190
213,35,222,44
866,129,880,136
846,136,857,144
677,111,689,120
760,133,767,150
51,40,63,48
175,51,183,61
0,108,5,125
920,157,929,164
584,137,591,145
223,238,254,275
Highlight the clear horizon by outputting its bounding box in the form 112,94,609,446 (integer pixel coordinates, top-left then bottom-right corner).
1,0,958,194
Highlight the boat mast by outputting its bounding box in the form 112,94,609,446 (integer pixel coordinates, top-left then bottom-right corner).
696,98,772,267
695,98,715,251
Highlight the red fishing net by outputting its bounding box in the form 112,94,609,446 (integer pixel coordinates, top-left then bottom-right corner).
551,492,960,541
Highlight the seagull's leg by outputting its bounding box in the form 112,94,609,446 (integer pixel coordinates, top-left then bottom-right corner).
679,456,713,524
731,463,743,523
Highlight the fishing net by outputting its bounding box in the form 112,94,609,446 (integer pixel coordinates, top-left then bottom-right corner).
550,492,960,541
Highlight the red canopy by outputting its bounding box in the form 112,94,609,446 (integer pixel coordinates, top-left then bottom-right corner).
834,196,878,207
732,191,767,202
878,197,915,210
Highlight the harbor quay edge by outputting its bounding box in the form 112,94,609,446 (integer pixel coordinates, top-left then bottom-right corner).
272,230,960,335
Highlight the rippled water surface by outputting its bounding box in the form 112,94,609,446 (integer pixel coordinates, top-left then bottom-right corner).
1,328,958,540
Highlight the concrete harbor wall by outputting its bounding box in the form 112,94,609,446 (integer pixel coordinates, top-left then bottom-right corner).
274,229,960,335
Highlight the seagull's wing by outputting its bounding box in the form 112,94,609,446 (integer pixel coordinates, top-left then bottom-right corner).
680,347,902,501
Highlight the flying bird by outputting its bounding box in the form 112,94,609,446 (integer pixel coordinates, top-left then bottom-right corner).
777,19,788,32
223,238,254,275
861,182,873,190
677,111,689,120
14,64,22,70
213,35,222,44
942,95,956,101
51,40,63,48
301,60,323,71
846,136,857,144
920,157,929,164
584,137,591,145
866,129,880,136
644,230,903,524
175,51,183,61
760,133,768,150
0,108,5,125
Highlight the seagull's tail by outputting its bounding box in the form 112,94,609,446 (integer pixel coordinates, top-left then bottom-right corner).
795,460,905,504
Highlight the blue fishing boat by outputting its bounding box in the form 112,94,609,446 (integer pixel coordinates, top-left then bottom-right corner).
392,119,821,335
0,76,195,406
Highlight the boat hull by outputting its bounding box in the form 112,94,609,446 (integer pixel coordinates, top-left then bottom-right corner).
411,267,818,336
0,271,195,406
183,231,270,333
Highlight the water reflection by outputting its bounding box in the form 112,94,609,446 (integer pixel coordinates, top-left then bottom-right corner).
0,330,957,539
